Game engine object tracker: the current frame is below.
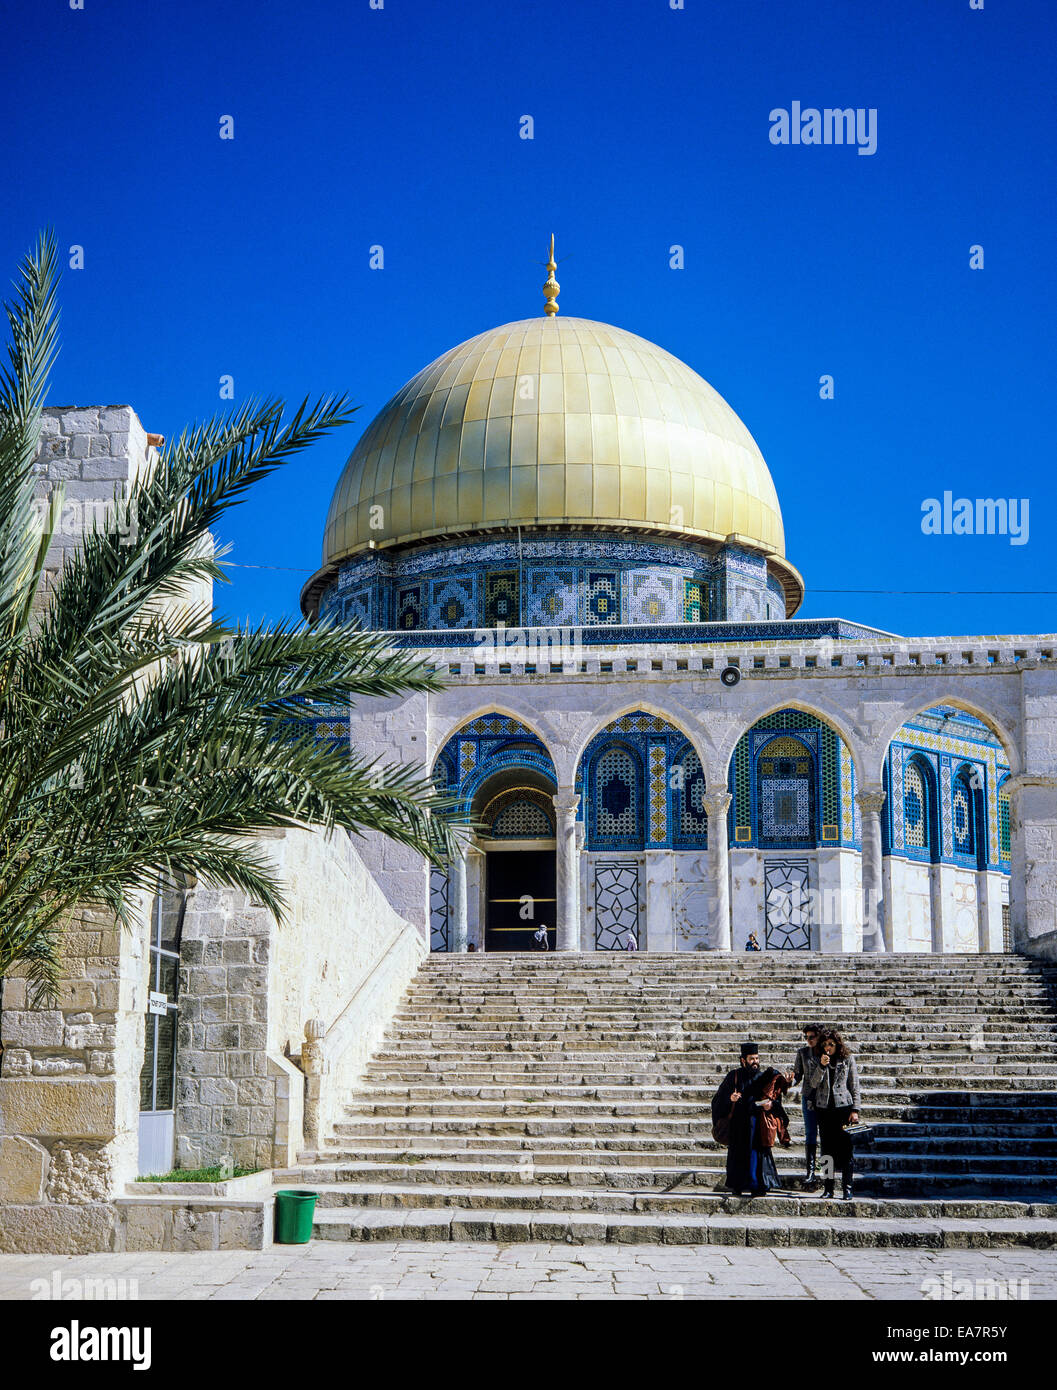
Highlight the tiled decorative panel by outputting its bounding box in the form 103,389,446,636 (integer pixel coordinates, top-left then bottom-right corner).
764,858,811,950
594,747,641,844
527,568,577,624
396,584,422,629
319,531,788,630
482,786,555,838
648,743,667,843
484,570,519,626
731,710,845,850
904,760,928,850
428,575,474,628
628,571,677,624
578,712,708,851
585,571,619,625
674,747,709,847
999,781,1011,861
429,868,449,952
594,859,640,951
886,709,1009,871
683,578,708,622
434,714,558,818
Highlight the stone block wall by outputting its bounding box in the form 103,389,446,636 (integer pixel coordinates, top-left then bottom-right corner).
175,825,425,1171
0,899,149,1254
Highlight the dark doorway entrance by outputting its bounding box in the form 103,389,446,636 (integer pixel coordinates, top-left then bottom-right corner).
485,850,556,951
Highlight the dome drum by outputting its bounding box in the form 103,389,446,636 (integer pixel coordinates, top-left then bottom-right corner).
315,531,791,631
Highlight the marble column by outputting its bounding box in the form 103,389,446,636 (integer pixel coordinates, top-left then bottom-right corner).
449,849,469,954
703,790,733,951
856,787,887,953
553,790,581,952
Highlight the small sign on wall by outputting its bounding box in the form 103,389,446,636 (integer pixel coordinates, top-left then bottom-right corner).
148,991,168,1016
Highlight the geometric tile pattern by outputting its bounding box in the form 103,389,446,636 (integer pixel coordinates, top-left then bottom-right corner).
731,710,844,848
674,747,709,845
594,747,640,844
577,712,706,851
433,714,558,819
323,531,788,630
429,867,449,953
891,710,1010,869
764,858,812,950
759,774,811,843
648,743,667,843
482,787,555,838
999,781,1011,862
683,578,708,622
903,759,929,851
484,570,519,626
952,771,977,859
940,759,953,858
593,859,640,951
628,571,677,624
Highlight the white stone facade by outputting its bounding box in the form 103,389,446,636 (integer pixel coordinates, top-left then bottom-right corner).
342,637,1057,961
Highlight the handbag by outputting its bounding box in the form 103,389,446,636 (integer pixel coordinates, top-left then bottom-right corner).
842,1122,872,1138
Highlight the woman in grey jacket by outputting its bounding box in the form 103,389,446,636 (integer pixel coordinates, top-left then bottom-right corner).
805,1028,861,1200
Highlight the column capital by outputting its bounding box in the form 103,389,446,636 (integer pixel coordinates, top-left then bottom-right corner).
552,790,581,817
855,785,887,815
702,789,732,818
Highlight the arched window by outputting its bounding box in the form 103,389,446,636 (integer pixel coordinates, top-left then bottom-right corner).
902,756,937,860
952,765,986,868
589,744,643,849
672,745,708,847
756,735,816,848
481,787,555,839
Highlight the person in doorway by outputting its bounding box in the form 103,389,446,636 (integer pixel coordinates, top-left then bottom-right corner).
624,931,638,951
792,1023,822,1187
711,1043,793,1197
805,1028,861,1200
745,932,761,952
467,942,476,953
533,923,549,951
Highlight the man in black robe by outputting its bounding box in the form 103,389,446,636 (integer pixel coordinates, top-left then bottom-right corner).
711,1041,788,1197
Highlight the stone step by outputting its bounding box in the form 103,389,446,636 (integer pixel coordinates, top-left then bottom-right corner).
306,1204,1057,1249
859,1153,1057,1175
332,1118,1057,1148
866,1135,1057,1155
859,1172,1057,1199
310,952,1057,1248
335,1118,722,1137
276,1175,1057,1222
389,1021,1057,1035
371,1049,1057,1070
364,1069,1057,1087
319,1144,739,1166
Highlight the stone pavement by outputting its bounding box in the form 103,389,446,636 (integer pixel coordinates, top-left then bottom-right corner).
1,1243,1055,1300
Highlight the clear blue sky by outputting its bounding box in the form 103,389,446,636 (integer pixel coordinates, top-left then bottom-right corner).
4,0,1054,637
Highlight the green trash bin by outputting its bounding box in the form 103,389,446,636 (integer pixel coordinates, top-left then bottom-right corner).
275,1189,319,1244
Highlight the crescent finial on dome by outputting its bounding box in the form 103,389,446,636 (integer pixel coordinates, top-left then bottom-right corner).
543,234,560,316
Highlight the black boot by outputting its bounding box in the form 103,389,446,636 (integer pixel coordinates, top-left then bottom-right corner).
822,1179,835,1199
805,1144,818,1188
841,1165,854,1201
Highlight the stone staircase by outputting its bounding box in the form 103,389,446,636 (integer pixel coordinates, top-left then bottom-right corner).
279,953,1057,1247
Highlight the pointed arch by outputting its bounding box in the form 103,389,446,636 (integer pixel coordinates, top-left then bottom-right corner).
725,706,858,850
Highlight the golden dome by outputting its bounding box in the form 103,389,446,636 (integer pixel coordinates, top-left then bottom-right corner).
321,316,801,610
